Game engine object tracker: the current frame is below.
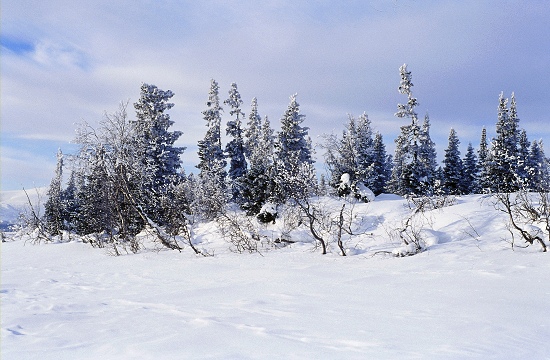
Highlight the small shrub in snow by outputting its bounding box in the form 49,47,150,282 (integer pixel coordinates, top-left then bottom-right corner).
257,203,277,224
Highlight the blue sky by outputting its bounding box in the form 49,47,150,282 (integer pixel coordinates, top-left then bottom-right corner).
1,0,549,191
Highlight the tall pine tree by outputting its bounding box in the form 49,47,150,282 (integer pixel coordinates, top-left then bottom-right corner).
273,94,315,203
442,128,464,195
224,83,247,203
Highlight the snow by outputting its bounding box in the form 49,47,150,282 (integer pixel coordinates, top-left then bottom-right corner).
2,192,550,359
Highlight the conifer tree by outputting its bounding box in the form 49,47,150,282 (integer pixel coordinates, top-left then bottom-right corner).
417,113,438,194
273,94,315,203
240,105,276,215
485,92,519,192
224,83,247,203
517,129,530,186
462,142,478,194
44,149,65,236
355,112,375,187
244,97,262,167
527,140,549,191
196,79,228,218
389,64,425,196
368,132,390,195
133,83,185,224
442,128,464,194
477,127,490,192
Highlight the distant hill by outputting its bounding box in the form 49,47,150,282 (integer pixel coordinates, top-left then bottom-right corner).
0,188,47,230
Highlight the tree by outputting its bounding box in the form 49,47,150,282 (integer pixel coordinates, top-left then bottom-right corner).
517,129,530,186
244,97,262,167
442,128,464,195
417,113,438,194
224,83,247,203
485,92,520,192
368,132,390,195
43,149,65,237
477,127,490,192
195,79,228,219
240,102,276,215
133,83,185,224
273,94,315,203
527,140,549,191
389,64,427,196
462,142,478,194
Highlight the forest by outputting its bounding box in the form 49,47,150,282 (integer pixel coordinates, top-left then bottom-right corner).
14,64,550,256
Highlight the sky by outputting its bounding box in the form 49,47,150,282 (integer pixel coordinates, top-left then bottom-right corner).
1,0,549,191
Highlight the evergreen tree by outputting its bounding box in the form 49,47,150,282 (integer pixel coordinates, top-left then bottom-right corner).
240,107,276,215
517,129,530,186
485,92,520,192
133,83,185,224
44,149,65,236
527,140,549,191
477,127,490,192
244,97,262,167
224,83,247,202
442,128,465,194
417,113,438,194
196,80,228,218
368,132,390,195
355,112,375,187
462,142,478,194
389,64,427,196
273,94,315,203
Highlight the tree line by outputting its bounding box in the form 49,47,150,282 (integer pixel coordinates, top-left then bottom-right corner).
39,64,549,251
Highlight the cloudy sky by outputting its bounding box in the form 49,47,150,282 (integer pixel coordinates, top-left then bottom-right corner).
2,0,549,191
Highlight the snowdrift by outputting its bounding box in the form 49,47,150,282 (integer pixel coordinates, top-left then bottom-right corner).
2,191,550,359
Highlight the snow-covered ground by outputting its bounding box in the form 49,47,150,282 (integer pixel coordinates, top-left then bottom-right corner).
2,192,550,359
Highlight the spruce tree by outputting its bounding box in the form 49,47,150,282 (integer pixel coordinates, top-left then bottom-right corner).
369,132,390,195
273,94,315,203
442,128,465,195
417,113,438,194
355,112,375,188
389,64,426,196
196,79,228,218
477,127,490,192
462,142,478,194
133,83,185,224
527,140,549,191
240,104,276,215
517,129,530,187
224,83,247,203
485,92,520,192
44,149,65,236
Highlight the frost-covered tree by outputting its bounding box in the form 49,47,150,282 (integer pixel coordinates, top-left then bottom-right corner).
224,83,247,203
43,149,65,236
517,129,530,186
527,140,549,191
196,80,228,218
240,101,276,215
368,132,390,195
355,112,375,185
477,127,490,192
485,92,520,192
462,142,478,194
442,128,464,195
389,64,429,196
273,94,315,203
244,97,262,167
133,83,185,224
417,113,438,193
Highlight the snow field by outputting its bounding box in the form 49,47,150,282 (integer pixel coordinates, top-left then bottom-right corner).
2,194,550,359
